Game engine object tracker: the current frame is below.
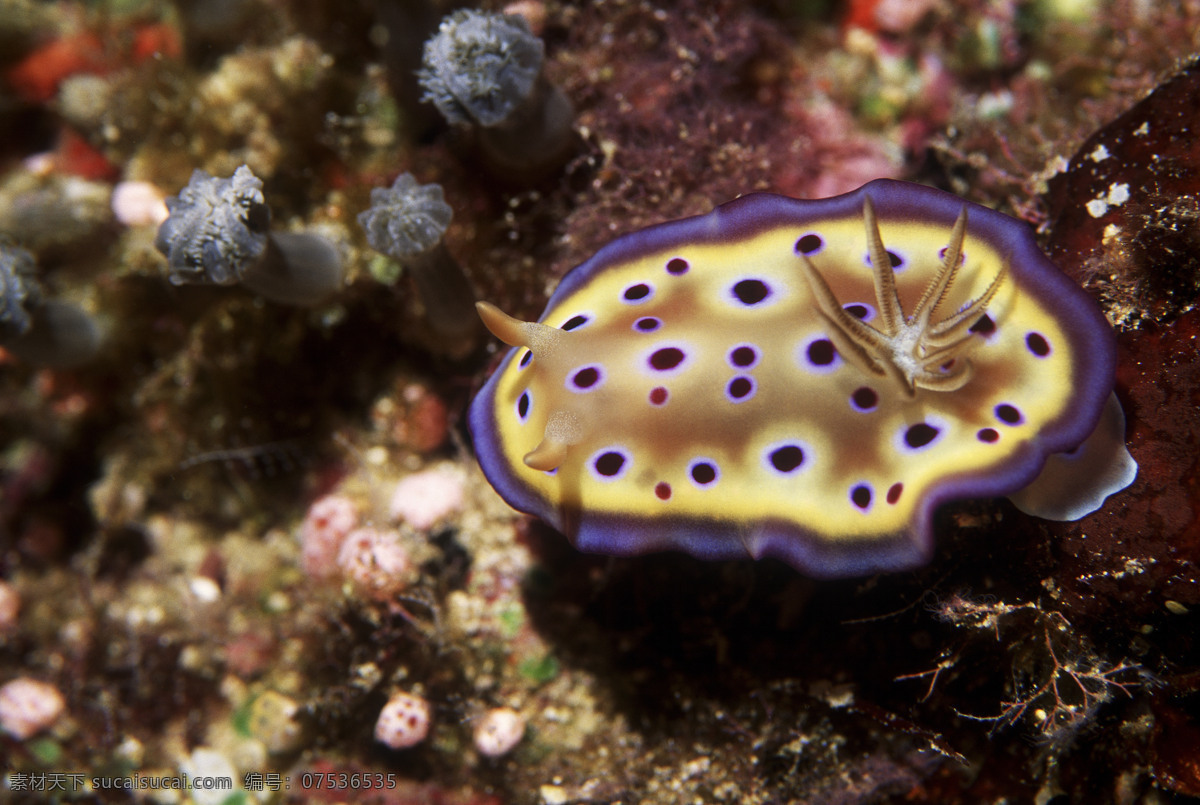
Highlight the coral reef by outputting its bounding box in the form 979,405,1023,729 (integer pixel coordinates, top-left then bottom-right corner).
1,0,1199,803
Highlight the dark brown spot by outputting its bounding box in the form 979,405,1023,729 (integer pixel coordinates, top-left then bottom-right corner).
732,279,770,305
690,462,717,485
1026,332,1050,356
886,483,903,504
851,387,878,410
995,403,1022,424
730,345,757,367
807,339,835,366
769,445,804,473
851,484,872,509
649,347,685,371
655,482,672,500
649,386,669,405
594,452,626,477
572,367,600,389
623,283,651,301
969,314,996,335
727,376,753,400
795,234,823,254
868,250,902,268
904,423,940,449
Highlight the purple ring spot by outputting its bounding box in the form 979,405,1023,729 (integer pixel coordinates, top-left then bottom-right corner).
850,483,873,510
807,339,835,366
569,365,603,391
938,245,966,266
590,448,630,481
969,314,996,335
622,283,653,303
768,445,804,473
795,233,824,255
731,278,771,306
726,375,756,402
595,453,624,475
1026,332,1051,357
850,386,878,412
797,334,842,375
865,249,904,270
844,303,871,320
516,391,531,421
977,428,999,443
995,403,1023,425
728,344,759,369
634,316,661,332
666,257,689,275
561,314,589,331
649,346,686,371
904,423,940,449
518,349,533,368
689,459,719,487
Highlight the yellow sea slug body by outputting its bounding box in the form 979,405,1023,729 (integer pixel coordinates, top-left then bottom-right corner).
469,179,1136,577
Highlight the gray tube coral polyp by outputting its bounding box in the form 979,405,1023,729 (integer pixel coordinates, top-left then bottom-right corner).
418,10,576,178
154,166,344,307
358,173,480,358
0,242,101,368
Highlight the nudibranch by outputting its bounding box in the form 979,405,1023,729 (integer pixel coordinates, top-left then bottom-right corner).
468,179,1137,578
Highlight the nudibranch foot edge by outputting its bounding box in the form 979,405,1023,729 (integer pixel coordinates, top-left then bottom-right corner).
565,512,935,580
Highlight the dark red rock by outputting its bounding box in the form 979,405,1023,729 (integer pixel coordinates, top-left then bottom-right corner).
1043,57,1200,324
1050,309,1200,619
1150,693,1200,797
1035,57,1200,622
